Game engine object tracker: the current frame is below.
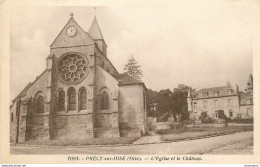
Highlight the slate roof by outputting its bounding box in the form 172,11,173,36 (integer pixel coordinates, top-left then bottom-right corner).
113,73,145,87
192,85,237,99
88,16,106,45
239,91,253,99
12,82,32,102
12,70,47,102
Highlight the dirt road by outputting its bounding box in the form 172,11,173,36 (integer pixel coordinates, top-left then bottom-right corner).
11,131,253,155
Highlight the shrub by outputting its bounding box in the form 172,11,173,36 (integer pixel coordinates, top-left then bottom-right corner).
230,118,253,123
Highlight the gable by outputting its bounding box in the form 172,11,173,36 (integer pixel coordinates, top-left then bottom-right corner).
50,17,94,48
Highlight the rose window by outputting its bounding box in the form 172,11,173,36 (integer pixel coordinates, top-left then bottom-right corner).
57,54,88,84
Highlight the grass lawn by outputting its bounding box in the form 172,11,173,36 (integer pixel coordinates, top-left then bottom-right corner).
22,137,138,146
159,125,253,142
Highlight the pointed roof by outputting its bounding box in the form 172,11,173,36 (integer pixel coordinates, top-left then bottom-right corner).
88,16,105,41
226,80,232,88
50,15,94,48
247,73,253,89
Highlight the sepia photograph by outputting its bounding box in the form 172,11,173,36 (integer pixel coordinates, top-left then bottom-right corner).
1,0,260,164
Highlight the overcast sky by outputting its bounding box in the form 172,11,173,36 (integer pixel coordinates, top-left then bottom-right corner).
10,2,254,100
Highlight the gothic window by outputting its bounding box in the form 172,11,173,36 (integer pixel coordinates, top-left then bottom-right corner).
36,95,44,113
79,88,87,110
68,88,76,111
57,54,88,84
99,91,109,110
57,90,65,111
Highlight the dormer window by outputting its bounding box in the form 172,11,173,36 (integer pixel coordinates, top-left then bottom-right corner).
227,89,232,95
203,91,209,97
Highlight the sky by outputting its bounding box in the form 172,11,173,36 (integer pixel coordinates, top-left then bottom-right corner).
10,1,255,100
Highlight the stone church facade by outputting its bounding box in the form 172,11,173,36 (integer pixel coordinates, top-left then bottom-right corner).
10,15,147,143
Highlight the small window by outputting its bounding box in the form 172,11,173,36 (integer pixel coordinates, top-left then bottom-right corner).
215,111,218,118
227,89,232,95
194,102,197,109
228,99,232,106
215,91,219,97
214,100,219,107
11,113,13,122
203,92,209,97
204,101,208,108
229,110,233,117
246,108,251,117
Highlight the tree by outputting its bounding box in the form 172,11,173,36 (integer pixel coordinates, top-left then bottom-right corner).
146,89,158,117
156,89,174,120
172,90,189,128
124,56,143,80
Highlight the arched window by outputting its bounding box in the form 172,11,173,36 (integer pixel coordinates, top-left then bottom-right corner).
99,91,109,110
68,88,76,111
36,95,44,113
57,90,65,111
79,88,87,110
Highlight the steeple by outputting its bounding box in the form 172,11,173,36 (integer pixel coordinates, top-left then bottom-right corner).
247,74,253,93
88,16,107,55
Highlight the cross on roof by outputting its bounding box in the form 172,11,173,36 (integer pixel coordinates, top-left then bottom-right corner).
94,7,97,16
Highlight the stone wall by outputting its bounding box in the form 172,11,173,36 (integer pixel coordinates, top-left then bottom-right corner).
94,66,120,138
10,101,18,143
118,84,146,137
29,113,45,140
53,111,93,140
239,105,253,118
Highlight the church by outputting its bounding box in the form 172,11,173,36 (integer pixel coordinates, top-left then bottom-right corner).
10,14,147,143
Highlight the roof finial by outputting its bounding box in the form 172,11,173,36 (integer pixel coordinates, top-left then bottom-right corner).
70,12,74,17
